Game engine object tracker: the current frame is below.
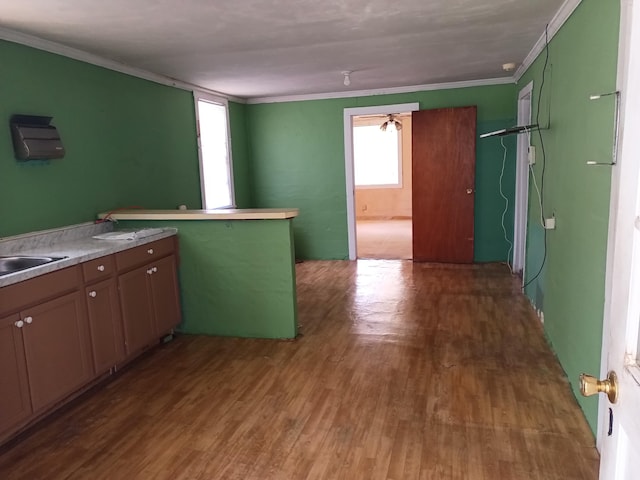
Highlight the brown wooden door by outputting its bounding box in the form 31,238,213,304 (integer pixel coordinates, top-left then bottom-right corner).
0,313,32,437
118,266,156,356
412,106,476,263
22,292,92,412
150,255,181,336
85,278,124,374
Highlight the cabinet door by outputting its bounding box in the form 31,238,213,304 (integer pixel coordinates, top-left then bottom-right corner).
86,279,124,374
0,314,32,437
118,266,156,356
22,292,92,413
150,255,181,335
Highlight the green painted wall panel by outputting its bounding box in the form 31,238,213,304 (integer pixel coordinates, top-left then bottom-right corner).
229,101,253,208
518,0,620,433
117,220,298,339
0,40,202,237
246,85,517,260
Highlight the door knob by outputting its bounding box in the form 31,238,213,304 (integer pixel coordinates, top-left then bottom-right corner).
579,371,618,403
466,188,474,194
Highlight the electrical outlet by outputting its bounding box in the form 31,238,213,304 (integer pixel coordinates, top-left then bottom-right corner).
544,217,556,230
528,146,536,165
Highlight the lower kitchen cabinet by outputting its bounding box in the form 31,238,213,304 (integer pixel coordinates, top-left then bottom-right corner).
118,253,181,357
85,278,124,374
21,291,93,413
150,255,181,336
0,235,181,444
118,266,156,356
0,313,32,438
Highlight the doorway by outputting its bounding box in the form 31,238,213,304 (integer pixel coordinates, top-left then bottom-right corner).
353,113,413,260
343,103,420,260
513,82,533,278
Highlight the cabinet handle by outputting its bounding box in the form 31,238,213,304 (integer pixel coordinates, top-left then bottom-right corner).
15,320,24,328
147,248,154,255
97,265,105,272
153,267,158,273
24,316,33,324
147,269,153,275
89,291,97,298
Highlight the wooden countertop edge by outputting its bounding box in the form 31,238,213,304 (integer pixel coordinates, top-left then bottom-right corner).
97,208,300,221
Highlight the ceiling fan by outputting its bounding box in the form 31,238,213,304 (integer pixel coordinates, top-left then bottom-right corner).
380,114,402,132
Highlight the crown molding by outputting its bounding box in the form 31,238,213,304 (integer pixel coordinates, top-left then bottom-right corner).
514,0,583,81
246,77,514,105
0,27,245,103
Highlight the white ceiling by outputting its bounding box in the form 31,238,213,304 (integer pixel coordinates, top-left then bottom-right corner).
1,0,565,99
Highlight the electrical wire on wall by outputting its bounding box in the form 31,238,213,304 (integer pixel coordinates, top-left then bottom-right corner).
523,24,550,290
499,137,513,274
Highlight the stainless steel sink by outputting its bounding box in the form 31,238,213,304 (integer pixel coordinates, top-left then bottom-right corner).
0,255,66,277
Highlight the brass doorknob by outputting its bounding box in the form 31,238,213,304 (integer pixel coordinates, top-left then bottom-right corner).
579,371,618,403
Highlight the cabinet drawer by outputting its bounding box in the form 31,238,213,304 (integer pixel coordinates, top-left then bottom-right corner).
0,266,81,317
115,237,175,272
82,255,115,283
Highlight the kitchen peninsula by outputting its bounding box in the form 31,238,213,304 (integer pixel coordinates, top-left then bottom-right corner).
98,209,299,339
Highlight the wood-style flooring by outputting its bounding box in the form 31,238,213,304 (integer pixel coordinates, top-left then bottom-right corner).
0,261,599,479
356,219,412,260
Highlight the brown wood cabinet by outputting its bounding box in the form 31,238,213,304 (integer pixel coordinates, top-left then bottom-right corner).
21,292,92,413
82,254,124,374
118,266,156,356
117,241,181,357
149,255,181,336
0,235,181,445
0,313,32,438
85,278,124,374
0,268,91,439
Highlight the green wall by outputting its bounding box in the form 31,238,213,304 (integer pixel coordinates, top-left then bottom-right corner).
519,0,620,433
246,85,517,260
117,219,298,339
229,101,253,208
0,40,204,237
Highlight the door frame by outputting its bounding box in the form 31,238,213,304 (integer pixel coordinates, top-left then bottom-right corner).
343,103,420,260
598,0,640,465
513,82,533,277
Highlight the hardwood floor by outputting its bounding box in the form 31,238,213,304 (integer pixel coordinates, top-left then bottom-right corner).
357,219,412,260
0,261,599,479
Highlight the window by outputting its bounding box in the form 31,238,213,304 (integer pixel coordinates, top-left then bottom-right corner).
194,92,234,209
353,121,402,188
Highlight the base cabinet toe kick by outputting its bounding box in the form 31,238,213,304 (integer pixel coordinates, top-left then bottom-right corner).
0,236,181,444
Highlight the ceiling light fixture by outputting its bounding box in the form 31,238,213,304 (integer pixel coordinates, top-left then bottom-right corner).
342,71,352,86
380,114,402,132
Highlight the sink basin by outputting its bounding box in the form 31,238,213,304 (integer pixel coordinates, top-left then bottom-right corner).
0,256,66,277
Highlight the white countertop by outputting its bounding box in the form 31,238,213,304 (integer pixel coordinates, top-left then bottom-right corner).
0,223,177,288
97,208,299,221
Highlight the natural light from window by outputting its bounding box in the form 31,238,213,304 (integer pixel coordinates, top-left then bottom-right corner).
353,125,401,187
197,98,233,209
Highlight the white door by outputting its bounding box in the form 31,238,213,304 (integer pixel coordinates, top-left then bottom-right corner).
597,1,640,478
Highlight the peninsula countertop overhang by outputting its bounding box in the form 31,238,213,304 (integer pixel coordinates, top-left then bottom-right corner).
97,208,299,221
